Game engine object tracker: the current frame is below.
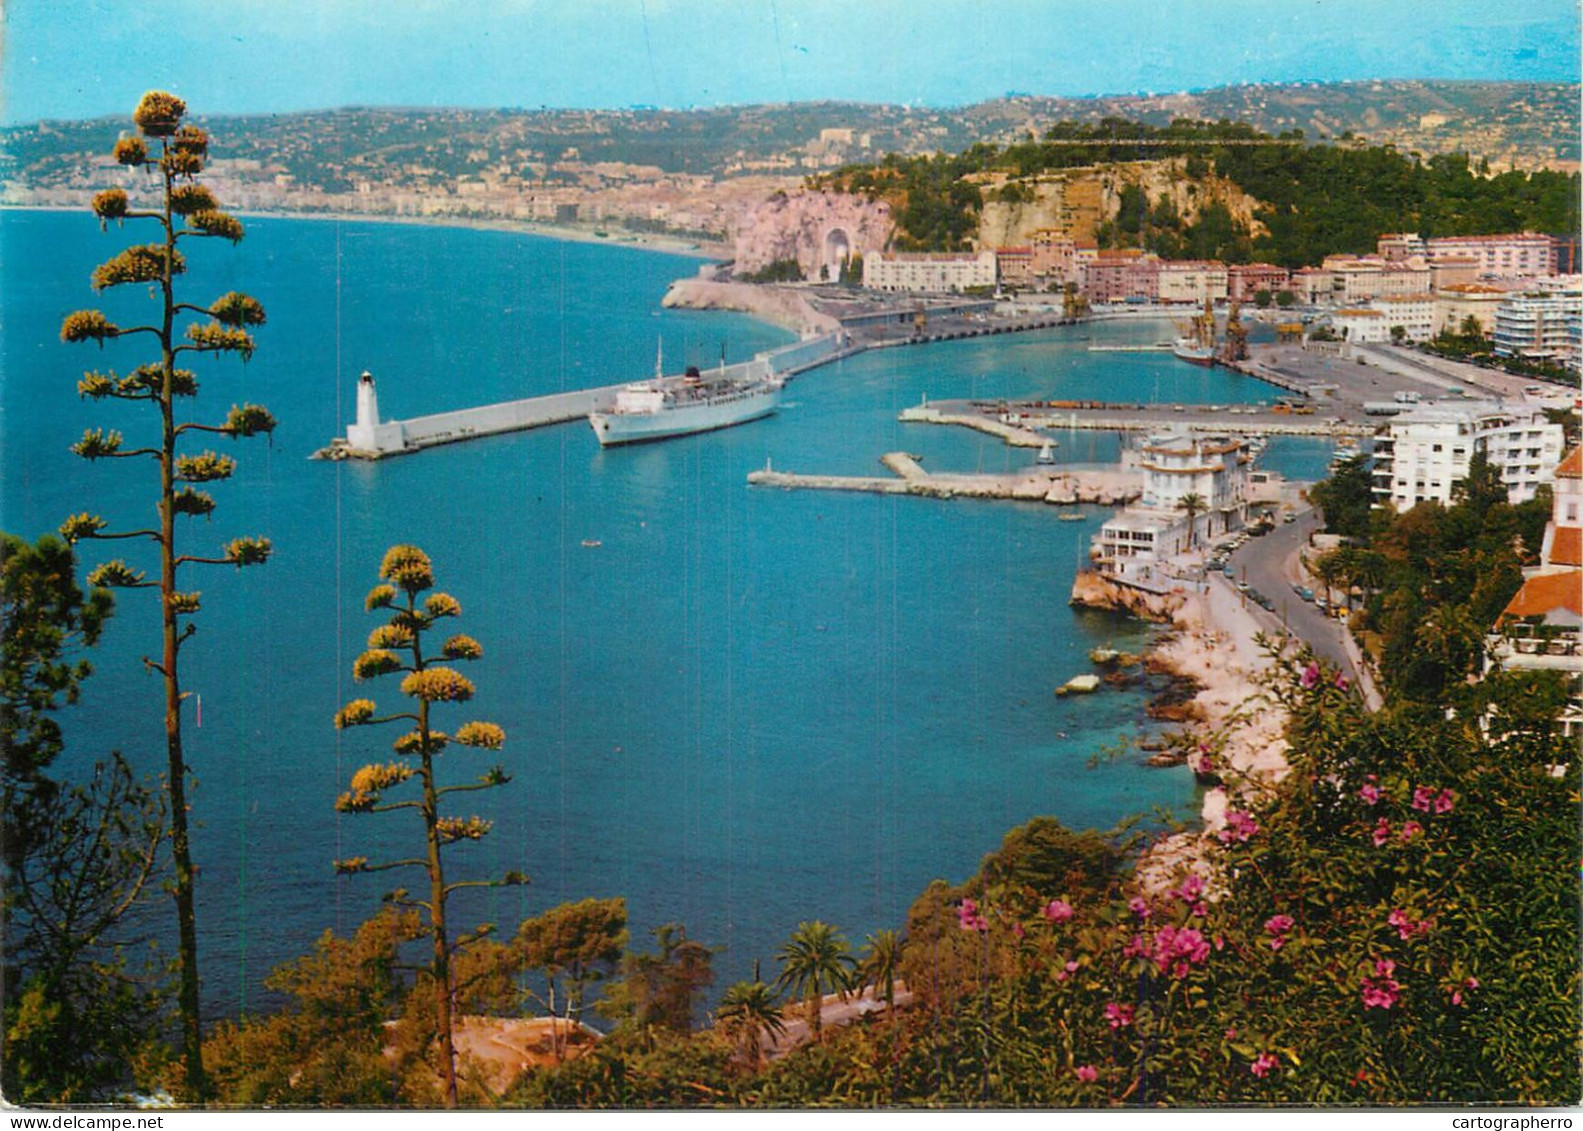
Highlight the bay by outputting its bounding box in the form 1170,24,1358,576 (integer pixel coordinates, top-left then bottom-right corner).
2,210,1327,1016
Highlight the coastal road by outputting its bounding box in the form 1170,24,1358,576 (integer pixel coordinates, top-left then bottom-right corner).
1223,508,1361,682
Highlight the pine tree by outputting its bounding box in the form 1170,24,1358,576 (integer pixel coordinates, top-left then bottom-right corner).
333,545,525,1107
58,91,274,1102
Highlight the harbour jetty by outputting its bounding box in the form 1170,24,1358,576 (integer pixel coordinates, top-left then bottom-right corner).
912,397,1372,440
748,454,1142,505
316,332,852,459
897,403,1049,447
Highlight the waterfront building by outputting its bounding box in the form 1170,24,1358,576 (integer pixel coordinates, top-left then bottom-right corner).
1093,433,1251,581
1367,294,1437,342
1369,400,1565,510
1290,266,1335,305
1079,250,1160,304
1433,283,1509,336
1156,260,1229,305
1030,231,1095,286
1324,256,1432,303
1227,263,1291,303
995,246,1035,288
862,250,997,293
1426,232,1556,278
1482,448,1583,737
1492,290,1583,371
1329,307,1390,342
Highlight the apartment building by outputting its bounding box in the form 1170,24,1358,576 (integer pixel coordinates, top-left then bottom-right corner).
1156,260,1229,305
1492,291,1583,371
1426,232,1556,278
1370,401,1565,510
863,250,998,293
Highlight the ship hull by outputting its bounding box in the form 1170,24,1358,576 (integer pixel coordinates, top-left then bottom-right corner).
589,385,781,446
1172,345,1216,367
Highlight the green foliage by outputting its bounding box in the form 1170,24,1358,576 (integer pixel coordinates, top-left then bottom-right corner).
774,921,855,1039
1310,454,1374,539
738,257,804,283
603,922,716,1035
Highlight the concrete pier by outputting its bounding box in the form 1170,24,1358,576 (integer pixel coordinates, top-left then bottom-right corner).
897,405,1050,446
319,331,850,459
909,398,1373,441
748,454,1142,505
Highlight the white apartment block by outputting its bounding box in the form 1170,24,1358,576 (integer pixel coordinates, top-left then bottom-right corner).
1427,232,1556,278
1329,308,1390,342
863,250,998,293
1368,294,1437,341
1433,284,1509,336
1493,291,1583,371
1370,401,1565,510
1156,261,1228,305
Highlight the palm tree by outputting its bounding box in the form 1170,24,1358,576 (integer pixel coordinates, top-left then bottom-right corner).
855,929,904,1017
716,980,787,1068
774,921,855,1039
1176,492,1208,551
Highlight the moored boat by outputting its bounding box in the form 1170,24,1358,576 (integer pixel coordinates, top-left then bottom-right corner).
589,353,784,447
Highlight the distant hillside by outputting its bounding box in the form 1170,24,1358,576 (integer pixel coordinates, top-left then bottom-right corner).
1,80,1575,194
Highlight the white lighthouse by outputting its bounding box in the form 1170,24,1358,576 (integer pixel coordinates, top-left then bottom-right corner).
344,370,406,453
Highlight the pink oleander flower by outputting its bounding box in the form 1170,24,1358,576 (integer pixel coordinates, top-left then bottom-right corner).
1300,661,1320,689
1129,896,1152,920
1336,673,1350,690
1074,1065,1098,1083
1224,1026,1238,1040
1359,782,1382,805
1012,921,1026,940
1055,958,1079,982
1123,933,1149,960
1450,976,1479,1006
1043,898,1074,923
1361,958,1402,1010
1264,914,1295,951
1251,1052,1279,1078
1218,810,1259,844
1176,874,1205,902
1399,820,1423,842
1372,818,1392,847
957,899,989,933
1434,788,1455,815
1192,901,1209,918
1412,785,1435,813
1104,1002,1135,1029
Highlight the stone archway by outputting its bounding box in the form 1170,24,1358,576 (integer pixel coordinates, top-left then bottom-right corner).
821,227,852,283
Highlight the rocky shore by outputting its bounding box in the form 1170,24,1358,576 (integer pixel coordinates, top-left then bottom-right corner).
661,277,839,335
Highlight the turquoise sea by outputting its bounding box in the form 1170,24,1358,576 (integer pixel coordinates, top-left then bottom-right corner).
1,210,1333,1015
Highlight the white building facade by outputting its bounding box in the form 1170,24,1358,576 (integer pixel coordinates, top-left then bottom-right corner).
1369,401,1566,510
863,251,998,293
1492,291,1583,371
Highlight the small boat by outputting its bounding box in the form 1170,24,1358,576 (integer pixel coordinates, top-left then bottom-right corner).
1058,511,1085,522
1055,673,1101,696
1035,440,1056,465
581,539,602,548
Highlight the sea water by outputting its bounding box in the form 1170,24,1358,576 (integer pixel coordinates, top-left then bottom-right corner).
1,211,1329,1014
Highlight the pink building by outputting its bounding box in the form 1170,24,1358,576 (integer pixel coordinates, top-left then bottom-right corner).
1227,263,1291,302
1080,250,1160,304
1426,233,1556,278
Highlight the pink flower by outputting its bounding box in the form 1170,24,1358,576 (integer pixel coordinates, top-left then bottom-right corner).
1129,896,1152,920
1264,914,1295,951
1043,899,1074,923
1359,782,1382,805
1412,785,1435,813
1336,673,1350,690
1434,788,1455,815
1361,958,1402,1009
1012,921,1026,940
1074,1065,1098,1083
1054,959,1079,982
1104,1002,1135,1029
1224,1026,1238,1040
1123,933,1149,959
1300,662,1320,689
1372,818,1392,847
957,899,989,933
1450,976,1479,1006
1399,820,1423,842
1175,874,1205,903
1251,1052,1279,1078
1218,810,1259,845
1192,901,1209,918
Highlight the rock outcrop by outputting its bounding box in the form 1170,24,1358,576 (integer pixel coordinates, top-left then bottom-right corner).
660,278,838,335
1068,570,1188,621
732,190,892,279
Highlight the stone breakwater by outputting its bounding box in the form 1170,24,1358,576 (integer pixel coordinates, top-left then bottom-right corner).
896,405,1049,447
748,457,1142,504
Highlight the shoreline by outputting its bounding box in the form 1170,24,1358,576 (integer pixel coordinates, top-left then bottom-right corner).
0,201,728,261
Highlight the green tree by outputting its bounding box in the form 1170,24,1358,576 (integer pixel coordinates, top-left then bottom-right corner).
855,929,905,1016
715,981,786,1069
516,898,629,1060
609,922,717,1035
332,545,527,1107
58,92,274,1100
1275,290,1297,308
1310,454,1375,539
1176,492,1207,550
1253,289,1273,309
775,921,855,1040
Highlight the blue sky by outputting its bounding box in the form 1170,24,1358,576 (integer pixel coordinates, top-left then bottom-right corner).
4,0,1579,124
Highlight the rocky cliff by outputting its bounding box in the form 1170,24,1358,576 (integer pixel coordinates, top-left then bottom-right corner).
974,159,1266,248
660,278,839,335
1068,569,1188,621
731,190,893,279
